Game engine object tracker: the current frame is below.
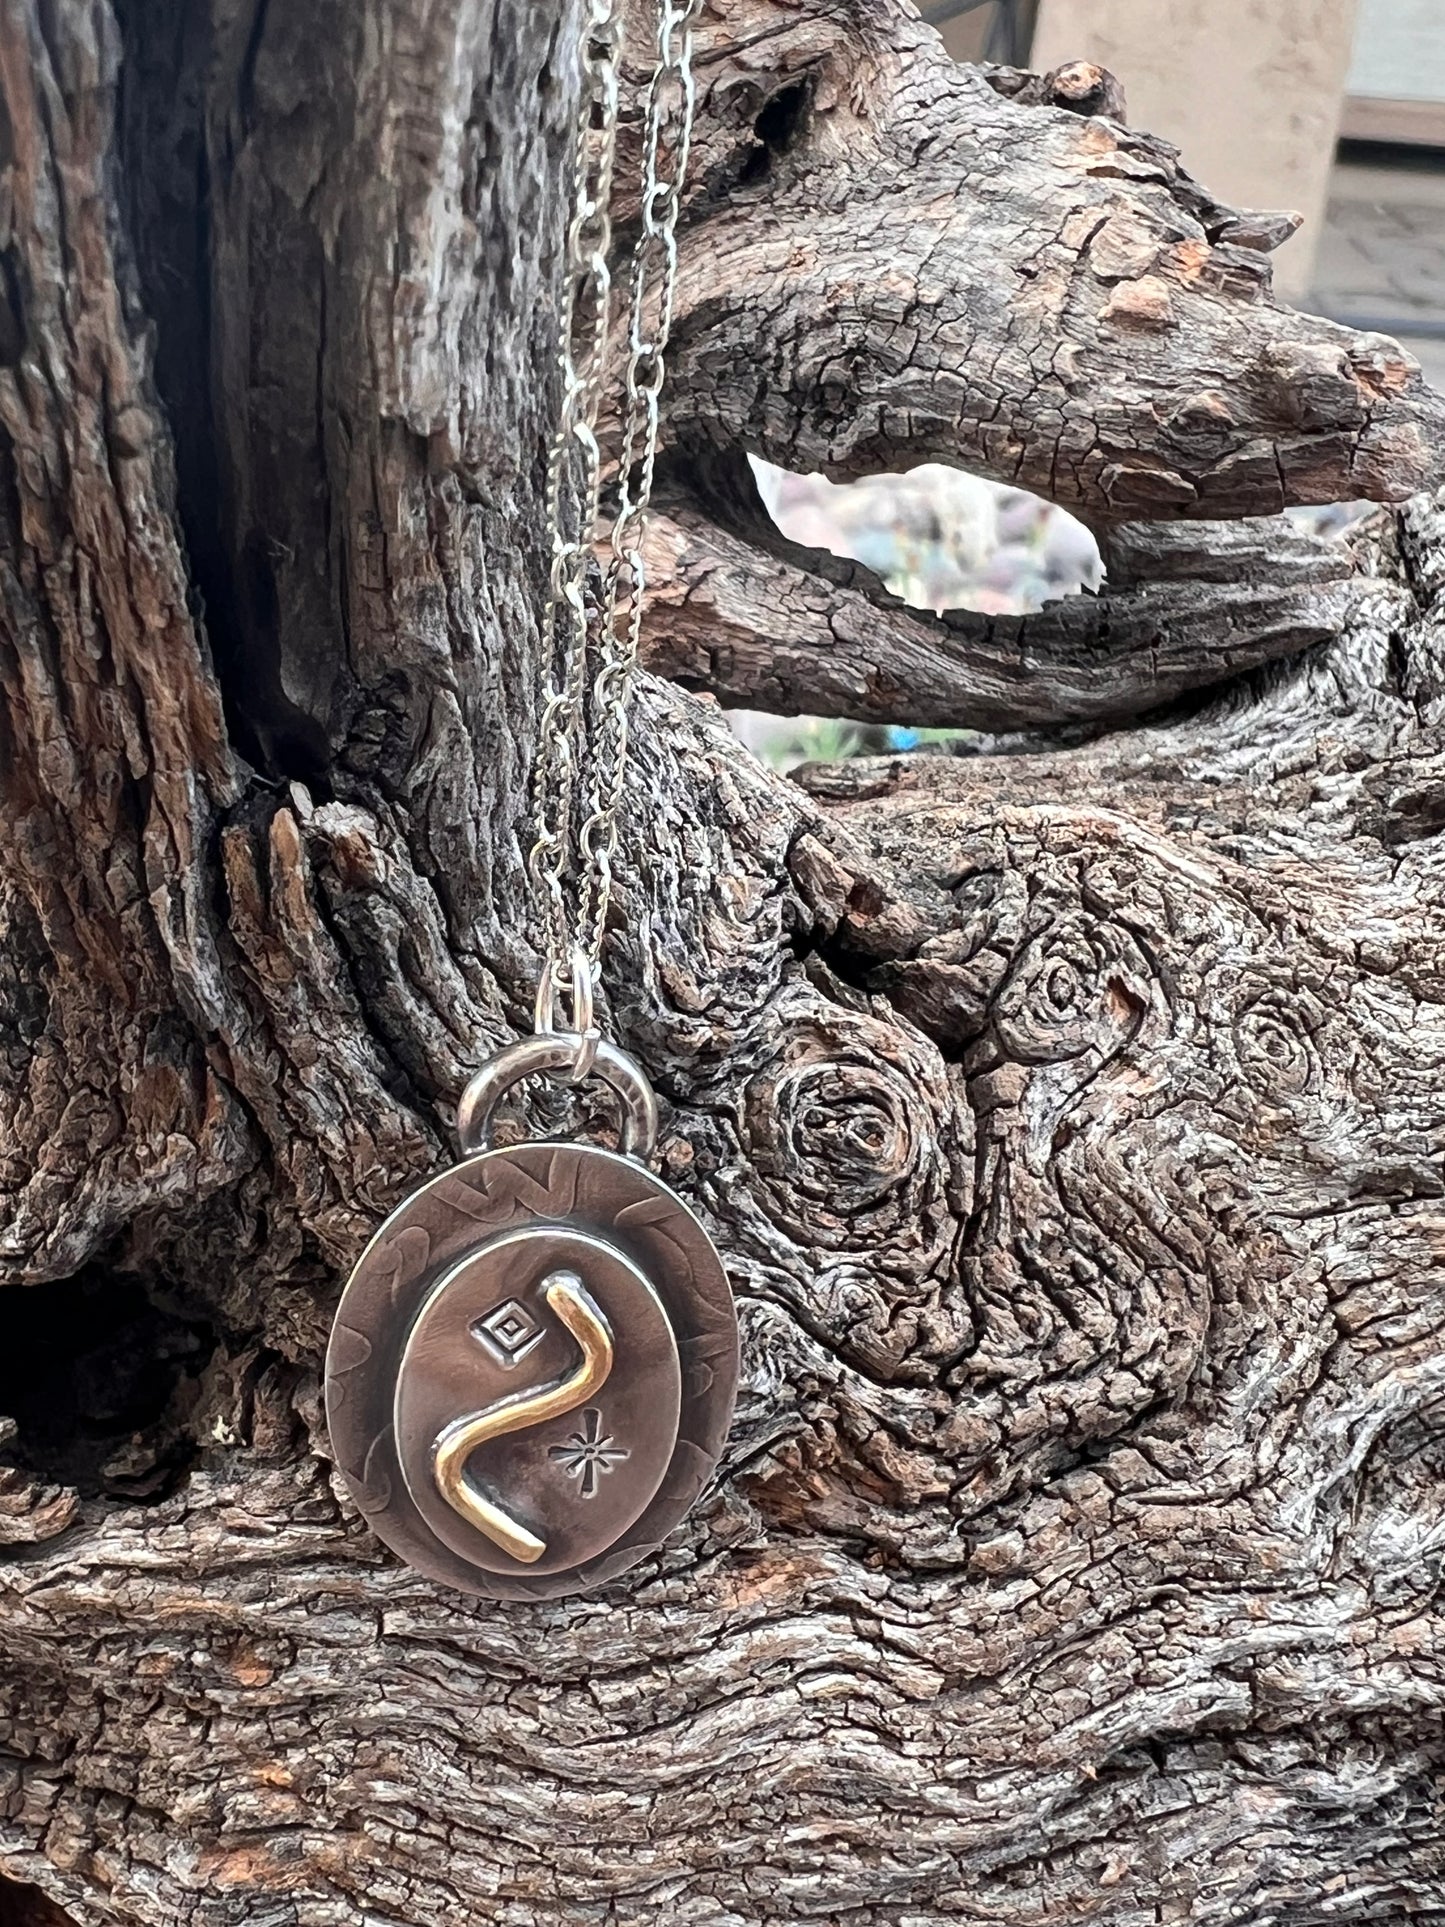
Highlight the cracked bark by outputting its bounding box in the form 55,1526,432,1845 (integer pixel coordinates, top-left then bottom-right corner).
1,1,1444,1924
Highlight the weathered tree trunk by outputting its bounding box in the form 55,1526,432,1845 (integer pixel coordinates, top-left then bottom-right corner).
2,0,1444,1921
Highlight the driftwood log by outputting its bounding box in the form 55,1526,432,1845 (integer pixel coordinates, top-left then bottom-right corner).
2,0,1444,1921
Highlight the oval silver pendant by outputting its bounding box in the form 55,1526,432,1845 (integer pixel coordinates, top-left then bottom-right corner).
325,1135,737,1600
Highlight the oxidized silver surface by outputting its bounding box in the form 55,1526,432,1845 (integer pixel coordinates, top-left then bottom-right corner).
325,1138,737,1600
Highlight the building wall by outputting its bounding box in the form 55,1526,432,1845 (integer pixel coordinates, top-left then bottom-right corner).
1030,0,1361,304
939,8,993,63
939,2,1038,66
1349,0,1445,105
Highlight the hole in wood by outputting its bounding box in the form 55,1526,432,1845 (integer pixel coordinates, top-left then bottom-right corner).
729,458,1107,767
750,456,1102,616
0,1874,81,1927
738,80,811,183
0,1268,215,1501
754,81,809,155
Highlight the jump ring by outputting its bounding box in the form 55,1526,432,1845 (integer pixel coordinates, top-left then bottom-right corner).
532,946,600,1084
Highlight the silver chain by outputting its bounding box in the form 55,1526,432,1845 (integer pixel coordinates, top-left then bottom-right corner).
527,0,699,1038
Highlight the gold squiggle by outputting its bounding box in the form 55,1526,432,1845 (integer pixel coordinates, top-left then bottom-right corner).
432,1272,614,1564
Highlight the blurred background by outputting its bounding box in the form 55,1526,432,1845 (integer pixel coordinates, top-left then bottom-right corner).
738,0,1445,768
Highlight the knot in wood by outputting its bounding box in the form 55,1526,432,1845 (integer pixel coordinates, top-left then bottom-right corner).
740,998,965,1260
992,910,1155,1068
1217,977,1331,1108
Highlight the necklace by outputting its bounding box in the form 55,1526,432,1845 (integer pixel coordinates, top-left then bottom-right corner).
324,0,737,1601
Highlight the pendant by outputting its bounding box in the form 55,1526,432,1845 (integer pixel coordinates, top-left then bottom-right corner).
325,1034,738,1600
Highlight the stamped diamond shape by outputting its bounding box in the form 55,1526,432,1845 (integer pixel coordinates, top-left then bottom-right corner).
471,1297,545,1369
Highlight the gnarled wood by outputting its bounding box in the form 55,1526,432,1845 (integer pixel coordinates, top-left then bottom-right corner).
664,4,1445,520
642,465,1363,729
1,2,1444,1925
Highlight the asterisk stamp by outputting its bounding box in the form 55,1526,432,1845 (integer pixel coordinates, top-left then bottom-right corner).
548,1408,630,1499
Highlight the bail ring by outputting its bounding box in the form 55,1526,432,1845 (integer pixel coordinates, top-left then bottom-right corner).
456,1033,659,1162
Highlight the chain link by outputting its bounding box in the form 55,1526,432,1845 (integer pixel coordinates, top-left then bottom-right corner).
527,0,623,1000
527,0,700,1031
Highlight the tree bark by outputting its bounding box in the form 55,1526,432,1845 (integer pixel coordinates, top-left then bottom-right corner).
1,2,1444,1923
